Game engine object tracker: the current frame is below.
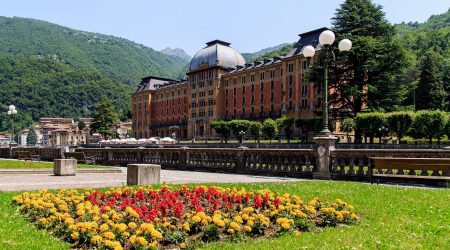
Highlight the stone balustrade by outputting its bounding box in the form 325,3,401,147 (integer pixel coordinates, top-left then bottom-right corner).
331,149,450,181
2,143,449,185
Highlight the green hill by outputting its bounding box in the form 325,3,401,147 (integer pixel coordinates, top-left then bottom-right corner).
0,16,189,85
0,55,132,133
394,8,449,106
242,43,292,62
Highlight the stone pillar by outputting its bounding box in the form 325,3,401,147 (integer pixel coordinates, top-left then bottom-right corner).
127,164,161,185
54,159,77,176
313,136,337,180
235,146,248,173
179,146,189,168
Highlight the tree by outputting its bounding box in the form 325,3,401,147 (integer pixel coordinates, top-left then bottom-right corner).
78,120,86,131
276,117,295,143
295,118,321,143
387,111,414,144
262,118,277,143
26,126,37,145
229,120,251,139
90,99,119,140
355,112,387,143
340,118,355,142
249,121,262,143
415,52,447,110
412,110,448,144
211,120,231,143
310,0,407,143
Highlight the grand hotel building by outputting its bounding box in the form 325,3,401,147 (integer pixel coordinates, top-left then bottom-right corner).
132,27,331,139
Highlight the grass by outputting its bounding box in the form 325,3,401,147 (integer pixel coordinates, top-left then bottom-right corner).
0,181,449,249
0,159,111,169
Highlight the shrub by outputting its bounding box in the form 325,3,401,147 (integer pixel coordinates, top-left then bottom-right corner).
355,112,387,143
446,117,450,140
262,118,278,143
211,120,231,143
295,118,321,143
248,121,262,143
276,117,295,143
412,110,448,144
387,111,414,144
229,120,251,138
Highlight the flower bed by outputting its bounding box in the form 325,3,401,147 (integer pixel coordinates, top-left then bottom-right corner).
13,186,359,249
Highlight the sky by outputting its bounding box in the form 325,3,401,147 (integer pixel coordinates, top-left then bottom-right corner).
0,0,448,56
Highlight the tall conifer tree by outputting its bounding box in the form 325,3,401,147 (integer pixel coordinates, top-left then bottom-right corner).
415,52,447,110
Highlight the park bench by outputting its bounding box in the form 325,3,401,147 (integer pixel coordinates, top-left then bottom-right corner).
369,157,450,184
63,152,95,165
16,151,41,161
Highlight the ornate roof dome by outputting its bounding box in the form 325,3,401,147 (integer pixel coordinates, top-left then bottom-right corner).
189,40,246,72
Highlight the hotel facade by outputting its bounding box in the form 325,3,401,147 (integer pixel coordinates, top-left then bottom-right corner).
132,27,334,139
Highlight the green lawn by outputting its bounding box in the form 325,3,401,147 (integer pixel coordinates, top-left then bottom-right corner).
0,181,449,249
0,159,111,169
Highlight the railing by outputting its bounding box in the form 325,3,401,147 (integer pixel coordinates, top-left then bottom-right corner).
76,147,317,177
10,147,64,161
330,149,450,181
0,147,10,158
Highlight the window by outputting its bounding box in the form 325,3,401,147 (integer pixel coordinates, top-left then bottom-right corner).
270,81,274,90
260,72,265,81
208,89,213,96
270,69,275,78
288,63,294,72
225,80,229,87
250,74,255,82
241,76,246,84
289,75,293,85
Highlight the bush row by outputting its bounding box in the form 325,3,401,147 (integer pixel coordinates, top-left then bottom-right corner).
352,110,450,144
211,117,326,143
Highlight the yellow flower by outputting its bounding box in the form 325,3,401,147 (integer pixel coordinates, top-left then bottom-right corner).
102,231,115,240
230,222,241,231
281,223,290,230
128,222,137,230
71,232,79,240
100,223,109,232
180,242,186,249
135,236,148,246
192,215,201,223
90,235,102,245
227,228,235,234
243,225,252,232
182,222,190,231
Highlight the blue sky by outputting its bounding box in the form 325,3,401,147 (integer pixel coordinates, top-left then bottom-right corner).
0,0,448,56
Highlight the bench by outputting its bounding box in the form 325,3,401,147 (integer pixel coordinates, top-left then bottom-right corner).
369,157,450,184
16,151,41,161
63,152,95,165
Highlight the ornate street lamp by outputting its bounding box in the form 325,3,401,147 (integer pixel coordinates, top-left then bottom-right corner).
303,30,352,135
7,105,18,143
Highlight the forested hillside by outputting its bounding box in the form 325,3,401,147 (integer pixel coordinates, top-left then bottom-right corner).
395,9,449,108
0,16,189,84
0,55,132,132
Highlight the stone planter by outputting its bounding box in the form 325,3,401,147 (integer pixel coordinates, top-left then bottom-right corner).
54,159,77,176
127,164,161,186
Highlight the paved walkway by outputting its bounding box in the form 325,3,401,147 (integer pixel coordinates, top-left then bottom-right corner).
0,168,304,192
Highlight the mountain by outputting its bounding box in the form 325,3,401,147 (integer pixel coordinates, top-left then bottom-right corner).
0,16,189,85
160,47,191,62
242,43,291,62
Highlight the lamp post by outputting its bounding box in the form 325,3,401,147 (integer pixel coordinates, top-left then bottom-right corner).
7,105,18,143
303,30,352,136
